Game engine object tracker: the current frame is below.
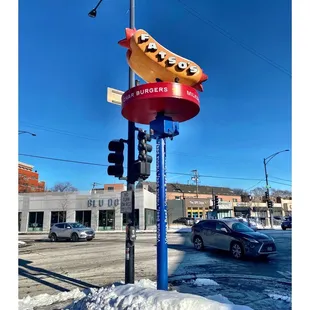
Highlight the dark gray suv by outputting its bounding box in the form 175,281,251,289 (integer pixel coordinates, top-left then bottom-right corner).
191,219,276,259
49,222,95,242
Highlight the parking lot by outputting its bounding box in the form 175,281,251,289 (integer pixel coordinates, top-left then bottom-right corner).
18,230,292,304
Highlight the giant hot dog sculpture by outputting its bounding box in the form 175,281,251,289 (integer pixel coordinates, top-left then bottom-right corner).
118,28,208,92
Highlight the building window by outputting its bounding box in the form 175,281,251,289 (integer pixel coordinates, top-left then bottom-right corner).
28,212,44,231
51,211,66,225
98,210,115,230
107,187,114,192
123,210,139,229
175,196,181,200
145,209,156,229
76,211,92,228
232,198,238,202
217,210,232,218
18,212,22,232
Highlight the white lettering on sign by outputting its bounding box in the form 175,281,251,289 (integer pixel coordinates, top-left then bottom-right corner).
186,90,200,102
189,66,198,74
140,33,149,42
147,43,157,51
158,51,166,60
139,36,199,76
121,191,133,213
168,57,176,65
177,62,188,70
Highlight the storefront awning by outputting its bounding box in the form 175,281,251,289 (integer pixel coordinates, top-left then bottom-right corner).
234,207,250,212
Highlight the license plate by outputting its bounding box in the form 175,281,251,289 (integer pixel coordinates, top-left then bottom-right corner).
267,246,273,251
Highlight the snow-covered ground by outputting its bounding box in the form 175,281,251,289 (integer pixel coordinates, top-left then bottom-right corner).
19,279,253,310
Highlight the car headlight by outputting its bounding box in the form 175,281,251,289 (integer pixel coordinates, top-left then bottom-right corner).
243,237,259,243
80,232,86,235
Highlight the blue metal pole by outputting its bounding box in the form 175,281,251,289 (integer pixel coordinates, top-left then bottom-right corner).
156,136,168,290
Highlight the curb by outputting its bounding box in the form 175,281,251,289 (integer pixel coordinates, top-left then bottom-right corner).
168,273,292,285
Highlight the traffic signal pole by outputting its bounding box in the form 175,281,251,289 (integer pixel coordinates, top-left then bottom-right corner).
264,158,273,229
125,0,136,284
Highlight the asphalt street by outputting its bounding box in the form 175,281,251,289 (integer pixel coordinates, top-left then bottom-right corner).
18,229,291,309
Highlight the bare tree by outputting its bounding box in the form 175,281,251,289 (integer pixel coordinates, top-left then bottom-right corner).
249,187,266,202
270,189,292,199
232,188,248,196
50,182,77,221
50,182,78,192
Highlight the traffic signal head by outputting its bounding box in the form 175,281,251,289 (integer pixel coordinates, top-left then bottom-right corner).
107,139,125,178
267,200,273,208
265,191,269,200
214,195,219,208
137,130,153,163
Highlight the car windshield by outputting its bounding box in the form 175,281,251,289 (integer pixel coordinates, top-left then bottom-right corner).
70,223,87,229
227,221,254,232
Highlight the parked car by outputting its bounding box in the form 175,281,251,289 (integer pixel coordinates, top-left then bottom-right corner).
172,217,195,226
223,217,258,231
191,219,277,259
281,216,292,230
48,222,95,242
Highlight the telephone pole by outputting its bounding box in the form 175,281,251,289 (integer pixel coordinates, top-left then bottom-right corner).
191,169,199,198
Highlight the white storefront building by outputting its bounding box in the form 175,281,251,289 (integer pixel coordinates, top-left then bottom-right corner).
18,189,157,233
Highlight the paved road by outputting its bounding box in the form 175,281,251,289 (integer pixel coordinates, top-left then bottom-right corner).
18,229,291,309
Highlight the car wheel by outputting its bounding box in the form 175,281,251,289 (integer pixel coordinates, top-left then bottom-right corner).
193,236,204,251
50,233,57,242
230,242,244,259
282,226,286,230
71,233,79,242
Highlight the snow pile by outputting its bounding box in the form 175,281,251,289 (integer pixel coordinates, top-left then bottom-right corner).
191,278,219,286
66,279,253,310
19,288,86,310
18,241,26,245
268,293,291,302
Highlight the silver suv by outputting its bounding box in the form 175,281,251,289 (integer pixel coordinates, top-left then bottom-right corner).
49,222,95,242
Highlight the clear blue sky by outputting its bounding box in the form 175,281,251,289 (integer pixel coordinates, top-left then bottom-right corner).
18,0,291,192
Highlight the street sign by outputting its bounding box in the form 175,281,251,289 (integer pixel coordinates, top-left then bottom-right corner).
107,87,124,106
121,191,132,213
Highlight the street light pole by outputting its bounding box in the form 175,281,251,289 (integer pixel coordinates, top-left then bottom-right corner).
88,0,136,284
263,149,289,228
125,0,136,285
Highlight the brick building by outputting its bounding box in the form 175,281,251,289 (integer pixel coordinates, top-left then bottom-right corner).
18,162,45,193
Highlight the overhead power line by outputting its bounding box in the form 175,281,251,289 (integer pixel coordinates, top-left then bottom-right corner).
19,121,100,141
177,0,291,77
245,180,264,191
19,153,289,184
269,175,292,183
19,154,109,167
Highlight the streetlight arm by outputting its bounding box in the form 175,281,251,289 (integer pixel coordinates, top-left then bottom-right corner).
264,149,289,165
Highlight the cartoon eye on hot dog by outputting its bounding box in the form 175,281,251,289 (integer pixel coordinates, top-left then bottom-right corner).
118,28,208,92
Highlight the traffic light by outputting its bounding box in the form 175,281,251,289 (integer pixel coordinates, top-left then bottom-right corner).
137,129,152,162
134,129,153,180
107,139,125,178
265,191,269,200
214,195,219,209
267,200,273,208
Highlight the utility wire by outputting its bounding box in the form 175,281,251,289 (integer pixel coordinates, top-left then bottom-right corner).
177,0,291,77
269,175,292,183
19,154,109,167
19,121,100,141
20,153,283,182
245,180,264,191
269,180,291,187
